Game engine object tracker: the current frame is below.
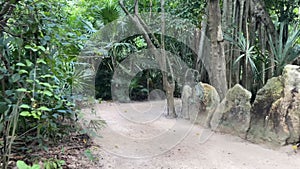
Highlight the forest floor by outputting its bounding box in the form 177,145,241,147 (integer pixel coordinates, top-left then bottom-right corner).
81,100,300,169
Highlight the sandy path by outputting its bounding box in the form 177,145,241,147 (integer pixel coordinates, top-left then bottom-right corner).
83,100,300,169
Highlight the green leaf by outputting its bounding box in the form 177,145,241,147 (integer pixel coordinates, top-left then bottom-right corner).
17,160,30,169
16,88,27,92
20,104,31,109
25,45,38,52
12,73,20,82
37,58,47,64
40,74,53,78
5,90,13,96
37,46,46,52
25,59,34,67
58,160,65,165
37,106,51,111
20,111,31,117
32,164,41,169
16,62,26,67
43,90,53,96
52,113,59,119
19,69,28,74
40,82,52,88
57,109,66,113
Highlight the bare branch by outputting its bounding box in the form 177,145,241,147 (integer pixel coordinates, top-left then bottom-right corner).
135,14,160,48
119,0,131,16
134,0,139,15
119,0,160,48
119,0,156,49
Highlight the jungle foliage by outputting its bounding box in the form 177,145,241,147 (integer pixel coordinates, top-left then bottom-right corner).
0,0,300,168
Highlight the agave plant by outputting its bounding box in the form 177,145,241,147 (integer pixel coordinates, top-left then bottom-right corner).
225,31,259,75
269,23,300,76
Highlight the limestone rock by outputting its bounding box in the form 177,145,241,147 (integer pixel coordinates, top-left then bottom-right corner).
246,76,284,145
191,83,220,127
281,65,300,144
210,84,252,138
247,64,300,146
180,85,193,119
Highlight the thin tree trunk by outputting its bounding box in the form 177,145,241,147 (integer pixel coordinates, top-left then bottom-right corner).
161,0,176,118
119,0,176,117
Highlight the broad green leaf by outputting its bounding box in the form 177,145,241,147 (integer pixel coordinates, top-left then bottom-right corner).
19,69,28,74
37,46,46,52
32,113,40,119
32,164,41,169
20,104,31,109
17,160,30,168
25,59,34,67
37,58,47,64
16,62,26,67
37,106,51,111
20,111,31,116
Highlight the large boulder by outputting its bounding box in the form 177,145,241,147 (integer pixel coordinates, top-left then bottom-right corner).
280,65,300,144
191,83,220,127
246,76,284,145
210,84,252,138
247,65,300,146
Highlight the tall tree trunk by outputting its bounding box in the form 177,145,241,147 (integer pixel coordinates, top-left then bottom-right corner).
161,0,176,118
207,0,228,100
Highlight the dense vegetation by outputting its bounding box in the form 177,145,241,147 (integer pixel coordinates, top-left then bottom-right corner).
0,0,299,168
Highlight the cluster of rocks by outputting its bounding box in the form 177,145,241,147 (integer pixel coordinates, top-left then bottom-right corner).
180,65,300,147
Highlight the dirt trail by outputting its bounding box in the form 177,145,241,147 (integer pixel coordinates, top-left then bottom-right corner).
83,100,300,169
